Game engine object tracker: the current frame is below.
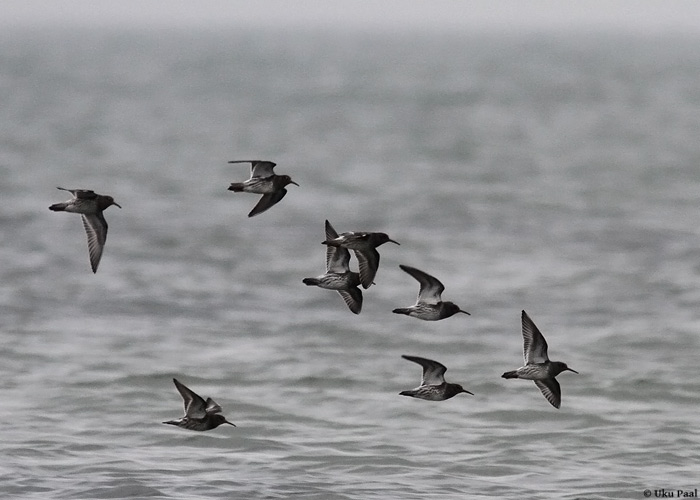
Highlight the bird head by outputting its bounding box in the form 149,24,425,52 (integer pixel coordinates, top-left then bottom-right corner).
103,196,122,209
552,361,578,376
449,384,474,397
444,302,471,317
212,415,236,428
372,233,400,246
279,175,299,187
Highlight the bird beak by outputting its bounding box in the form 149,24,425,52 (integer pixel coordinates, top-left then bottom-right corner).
462,389,474,395
388,239,400,245
567,368,579,374
459,310,471,315
224,420,237,427
290,181,300,187
113,202,122,209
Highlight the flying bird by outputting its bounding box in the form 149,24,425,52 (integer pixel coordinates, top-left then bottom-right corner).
49,187,121,273
502,310,578,409
321,222,399,289
227,160,298,217
392,264,470,320
303,220,363,314
163,378,236,431
399,355,473,401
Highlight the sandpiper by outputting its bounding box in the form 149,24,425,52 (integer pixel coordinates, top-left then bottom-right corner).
321,221,399,289
227,160,298,217
303,220,363,314
163,378,236,431
392,264,470,320
399,355,473,401
49,187,121,273
501,310,578,409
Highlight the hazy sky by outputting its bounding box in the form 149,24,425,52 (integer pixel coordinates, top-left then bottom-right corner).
3,0,700,33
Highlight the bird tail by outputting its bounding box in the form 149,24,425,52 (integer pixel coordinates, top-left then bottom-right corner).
228,183,245,192
302,278,320,286
392,308,411,316
49,202,68,211
501,370,518,379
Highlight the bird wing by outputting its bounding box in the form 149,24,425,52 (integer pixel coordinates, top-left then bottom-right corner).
521,310,549,364
248,189,288,217
81,213,108,273
324,220,351,272
534,379,561,409
399,265,444,304
402,355,447,385
337,288,362,314
204,397,223,415
327,247,351,273
249,161,277,178
353,248,379,289
324,220,340,267
57,187,97,200
228,160,277,179
173,379,208,419
324,220,339,241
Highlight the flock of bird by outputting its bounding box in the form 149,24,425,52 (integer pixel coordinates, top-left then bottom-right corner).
49,160,578,431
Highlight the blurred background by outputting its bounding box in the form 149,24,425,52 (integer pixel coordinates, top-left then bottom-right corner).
1,2,699,499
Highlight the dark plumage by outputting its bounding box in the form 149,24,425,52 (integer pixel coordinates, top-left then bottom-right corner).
399,355,473,401
227,160,298,217
303,220,363,314
321,222,399,289
392,264,470,320
49,187,121,273
501,310,578,409
163,378,236,431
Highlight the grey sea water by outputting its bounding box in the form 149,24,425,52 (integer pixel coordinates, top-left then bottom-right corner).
1,25,700,499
